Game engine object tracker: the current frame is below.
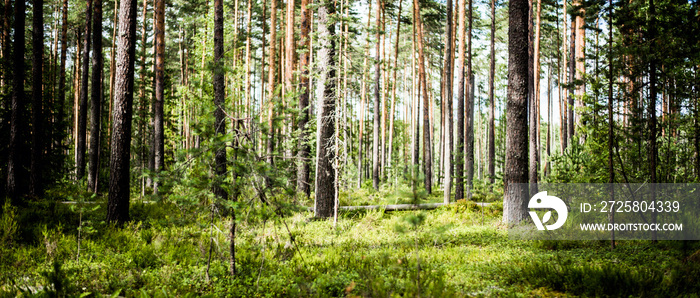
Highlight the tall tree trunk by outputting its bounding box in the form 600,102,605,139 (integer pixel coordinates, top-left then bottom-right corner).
88,0,103,192
314,1,336,218
30,0,45,197
285,0,294,95
57,0,68,172
503,0,529,224
244,0,252,119
545,65,551,176
529,0,540,195
372,0,381,191
487,0,496,184
138,0,148,189
74,29,81,164
77,0,93,181
415,0,431,193
380,1,386,181
568,14,575,142
558,0,566,153
388,0,402,185
455,0,466,201
442,0,452,203
297,0,311,197
108,0,118,140
607,0,615,249
357,0,372,188
648,0,657,241
107,0,138,225
6,0,28,201
1,0,10,90
153,0,164,194
464,0,473,196
574,0,585,132
266,0,277,188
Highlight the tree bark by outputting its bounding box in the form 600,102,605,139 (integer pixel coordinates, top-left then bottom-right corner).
487,0,496,184
107,0,138,225
442,0,452,203
455,0,466,201
30,0,45,197
108,0,118,140
410,0,427,194
357,0,372,188
77,0,93,181
388,0,403,185
503,0,529,224
244,0,252,119
1,0,10,89
574,1,585,131
153,0,165,194
529,0,540,196
6,0,28,201
285,0,294,95
607,0,615,249
372,0,381,191
648,0,657,241
297,0,312,197
57,0,68,172
265,0,277,188
88,0,103,193
314,1,337,218
568,13,575,142
465,0,473,196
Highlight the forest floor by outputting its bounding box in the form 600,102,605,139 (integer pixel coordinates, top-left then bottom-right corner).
1,185,699,297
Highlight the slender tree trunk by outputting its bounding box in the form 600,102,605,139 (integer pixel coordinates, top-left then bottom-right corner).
74,30,81,165
77,0,93,181
56,0,68,172
266,0,277,188
153,0,164,194
557,0,565,153
415,0,431,193
545,65,551,176
372,0,381,191
107,0,138,225
285,0,294,95
455,0,466,201
358,0,372,188
574,1,585,132
297,0,312,197
88,0,103,192
529,0,540,195
388,0,402,185
648,0,657,241
314,1,336,218
30,0,45,197
487,0,496,184
244,0,252,119
503,0,529,224
1,0,10,90
108,0,118,140
568,13,575,141
607,0,615,249
442,0,452,202
6,0,27,201
138,0,148,188
464,0,473,196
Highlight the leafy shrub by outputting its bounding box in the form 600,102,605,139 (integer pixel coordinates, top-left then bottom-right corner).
505,257,700,297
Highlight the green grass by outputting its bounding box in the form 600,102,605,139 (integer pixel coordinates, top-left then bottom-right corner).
1,192,698,297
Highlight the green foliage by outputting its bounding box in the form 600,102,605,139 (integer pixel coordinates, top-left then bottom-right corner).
506,256,700,297
0,202,18,248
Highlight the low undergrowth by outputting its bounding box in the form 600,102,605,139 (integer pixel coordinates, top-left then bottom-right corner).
1,184,698,297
